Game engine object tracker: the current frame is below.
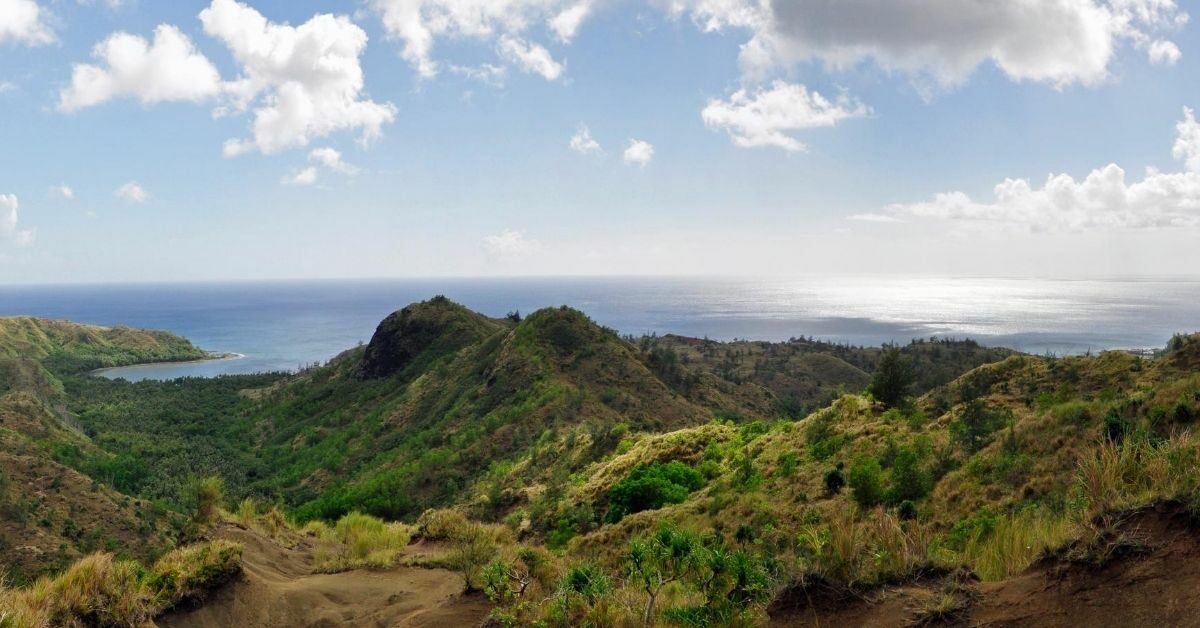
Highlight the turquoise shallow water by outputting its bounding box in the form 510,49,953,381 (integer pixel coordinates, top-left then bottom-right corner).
0,276,1196,381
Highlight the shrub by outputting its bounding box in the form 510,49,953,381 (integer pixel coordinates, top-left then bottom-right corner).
823,466,846,496
606,462,704,523
886,446,931,504
415,508,469,541
449,523,498,591
848,457,884,508
776,452,799,478
192,476,225,524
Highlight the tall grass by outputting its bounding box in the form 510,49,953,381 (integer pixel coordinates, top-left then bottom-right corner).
309,512,414,573
0,540,242,628
960,511,1075,581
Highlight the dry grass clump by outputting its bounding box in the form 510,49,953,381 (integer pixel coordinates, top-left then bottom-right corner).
0,540,242,628
229,499,296,545
415,508,471,541
146,540,243,612
309,512,414,573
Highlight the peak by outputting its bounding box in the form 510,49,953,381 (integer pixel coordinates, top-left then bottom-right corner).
515,306,613,357
357,297,501,380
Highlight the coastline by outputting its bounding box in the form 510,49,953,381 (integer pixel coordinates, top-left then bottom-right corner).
89,351,246,377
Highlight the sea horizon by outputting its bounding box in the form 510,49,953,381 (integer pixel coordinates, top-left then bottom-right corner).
2,275,1197,381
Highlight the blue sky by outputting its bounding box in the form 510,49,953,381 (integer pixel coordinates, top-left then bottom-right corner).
1,0,1199,283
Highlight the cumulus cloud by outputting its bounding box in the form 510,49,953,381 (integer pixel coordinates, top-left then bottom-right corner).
872,108,1200,232
569,124,601,154
482,229,542,258
701,80,869,151
0,0,53,45
60,1,396,156
663,0,1187,87
308,147,357,174
623,139,654,167
1149,39,1182,65
0,194,35,246
371,0,578,80
497,34,564,80
58,25,223,113
50,185,74,200
115,181,147,203
200,0,397,156
282,167,318,186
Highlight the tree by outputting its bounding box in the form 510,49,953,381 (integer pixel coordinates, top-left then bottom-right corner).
627,525,699,627
848,457,883,508
950,399,1006,453
870,346,915,408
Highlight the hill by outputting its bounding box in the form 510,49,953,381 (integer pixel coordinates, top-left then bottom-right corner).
7,301,1199,626
0,318,209,581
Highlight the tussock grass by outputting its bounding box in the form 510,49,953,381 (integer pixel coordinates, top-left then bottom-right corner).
0,540,242,628
309,512,414,573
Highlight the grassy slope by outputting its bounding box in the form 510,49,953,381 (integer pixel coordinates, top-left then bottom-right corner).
545,336,1200,575
0,318,210,582
0,316,206,374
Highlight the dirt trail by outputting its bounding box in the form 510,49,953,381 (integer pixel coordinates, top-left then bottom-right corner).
770,501,1200,627
155,525,490,628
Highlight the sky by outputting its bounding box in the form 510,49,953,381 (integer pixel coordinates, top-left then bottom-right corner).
1,0,1199,283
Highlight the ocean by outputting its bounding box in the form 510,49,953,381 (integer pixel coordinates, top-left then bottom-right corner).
1,276,1197,382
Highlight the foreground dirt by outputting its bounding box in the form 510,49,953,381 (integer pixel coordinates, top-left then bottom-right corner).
155,525,490,628
770,501,1200,627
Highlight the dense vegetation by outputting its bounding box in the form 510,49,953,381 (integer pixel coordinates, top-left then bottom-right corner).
4,302,1200,626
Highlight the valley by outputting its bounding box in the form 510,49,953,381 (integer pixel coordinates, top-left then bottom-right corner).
2,300,1200,626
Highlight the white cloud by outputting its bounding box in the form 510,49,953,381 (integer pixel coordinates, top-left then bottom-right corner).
77,0,127,10
498,34,564,80
550,1,592,42
371,0,577,79
0,0,54,46
847,213,901,223
1148,39,1182,65
875,108,1200,232
701,80,869,151
115,181,147,203
664,0,1187,87
200,0,397,156
282,167,318,186
1173,107,1200,171
0,194,35,246
58,25,223,113
482,229,542,258
0,81,16,94
450,63,507,86
50,185,74,200
623,138,654,167
569,124,601,154
61,1,396,157
308,147,357,175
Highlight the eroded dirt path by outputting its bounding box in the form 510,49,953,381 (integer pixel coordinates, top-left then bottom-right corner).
156,525,490,628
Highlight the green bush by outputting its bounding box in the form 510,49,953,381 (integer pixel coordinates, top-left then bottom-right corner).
606,461,704,523
886,446,931,504
848,457,883,508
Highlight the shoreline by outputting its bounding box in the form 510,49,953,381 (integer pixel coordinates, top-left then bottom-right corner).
90,351,246,376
